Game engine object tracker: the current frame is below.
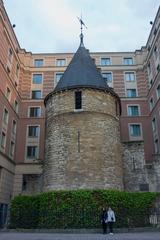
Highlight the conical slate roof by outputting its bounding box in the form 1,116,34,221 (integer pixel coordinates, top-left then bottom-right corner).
44,36,121,107
54,44,109,92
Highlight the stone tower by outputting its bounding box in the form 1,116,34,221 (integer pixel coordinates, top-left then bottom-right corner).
43,34,123,191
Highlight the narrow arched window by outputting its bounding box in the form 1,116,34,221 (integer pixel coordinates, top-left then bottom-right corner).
75,91,82,109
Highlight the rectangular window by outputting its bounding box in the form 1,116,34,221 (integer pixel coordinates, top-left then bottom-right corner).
125,72,135,81
157,85,160,99
101,72,112,83
127,89,137,98
29,107,41,117
155,139,159,153
32,90,42,99
14,100,18,113
154,46,158,59
75,91,82,110
8,48,13,63
34,59,43,67
123,58,133,65
55,73,63,84
27,146,38,159
1,132,6,148
56,59,66,66
3,108,9,125
10,141,15,157
16,64,20,77
6,87,11,101
149,98,154,111
28,126,39,137
129,124,141,137
152,118,156,132
128,106,139,116
12,120,17,134
32,74,42,84
101,58,111,66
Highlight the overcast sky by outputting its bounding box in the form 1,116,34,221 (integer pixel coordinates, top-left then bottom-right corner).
4,0,160,53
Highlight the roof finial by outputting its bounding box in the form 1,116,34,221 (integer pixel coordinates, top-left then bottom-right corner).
77,14,87,47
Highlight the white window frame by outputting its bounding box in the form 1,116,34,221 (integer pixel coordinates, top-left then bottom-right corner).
9,141,15,157
33,59,44,67
100,57,111,66
6,86,11,101
54,72,63,86
123,57,133,65
125,72,136,82
152,117,156,132
27,125,40,138
156,84,160,99
12,119,17,135
31,90,42,99
126,89,137,98
0,131,6,149
154,138,160,154
149,97,154,111
8,47,13,63
32,73,43,84
128,123,143,141
28,106,41,118
56,59,66,67
3,107,9,125
127,105,140,116
26,145,39,160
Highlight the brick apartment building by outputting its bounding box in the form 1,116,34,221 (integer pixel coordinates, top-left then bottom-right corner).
0,0,160,226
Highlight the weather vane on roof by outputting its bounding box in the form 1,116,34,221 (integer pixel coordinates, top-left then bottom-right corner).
77,14,87,46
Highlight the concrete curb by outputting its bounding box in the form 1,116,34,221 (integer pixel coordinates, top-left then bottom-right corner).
0,227,160,233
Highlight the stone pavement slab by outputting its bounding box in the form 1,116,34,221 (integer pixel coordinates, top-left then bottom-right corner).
0,232,160,240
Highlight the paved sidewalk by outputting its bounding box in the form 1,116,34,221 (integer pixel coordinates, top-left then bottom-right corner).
0,232,160,240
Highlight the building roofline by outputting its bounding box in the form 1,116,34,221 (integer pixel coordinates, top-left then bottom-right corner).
146,6,160,47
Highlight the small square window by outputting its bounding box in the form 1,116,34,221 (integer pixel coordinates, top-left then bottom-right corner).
128,106,139,116
29,107,41,117
32,90,42,99
125,72,135,81
27,146,38,159
101,58,111,66
34,59,44,67
129,124,141,137
28,126,39,137
123,58,133,65
32,74,42,84
127,89,137,98
101,72,112,82
56,59,66,66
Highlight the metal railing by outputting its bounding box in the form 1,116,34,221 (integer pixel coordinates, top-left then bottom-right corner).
5,209,160,229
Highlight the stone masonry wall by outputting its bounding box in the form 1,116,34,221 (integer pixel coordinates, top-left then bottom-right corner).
43,89,123,191
122,141,149,191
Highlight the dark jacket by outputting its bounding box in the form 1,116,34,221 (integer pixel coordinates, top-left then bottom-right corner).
101,210,108,223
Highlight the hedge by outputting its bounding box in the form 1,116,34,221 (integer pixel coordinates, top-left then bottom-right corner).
9,189,158,229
